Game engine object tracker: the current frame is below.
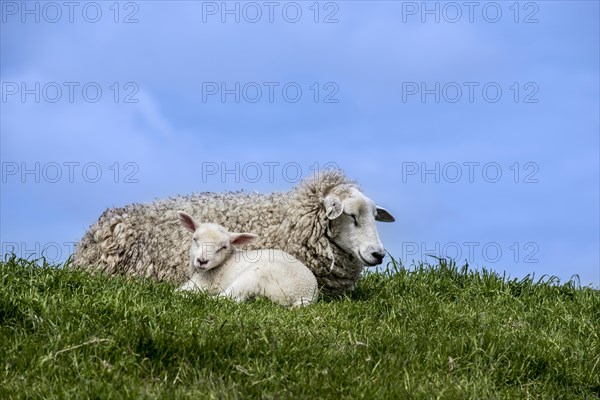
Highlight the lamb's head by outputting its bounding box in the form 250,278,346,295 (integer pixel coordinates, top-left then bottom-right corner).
177,211,258,272
323,185,395,266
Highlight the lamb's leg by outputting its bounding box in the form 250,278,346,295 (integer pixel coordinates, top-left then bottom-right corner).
289,295,316,308
223,272,259,302
178,278,201,292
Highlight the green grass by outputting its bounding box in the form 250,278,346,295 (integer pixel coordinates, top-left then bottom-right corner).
1,255,598,399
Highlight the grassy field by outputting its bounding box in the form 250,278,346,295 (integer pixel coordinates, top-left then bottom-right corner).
0,256,598,399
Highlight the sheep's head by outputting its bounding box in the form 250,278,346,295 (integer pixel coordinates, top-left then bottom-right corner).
323,186,395,266
177,211,258,272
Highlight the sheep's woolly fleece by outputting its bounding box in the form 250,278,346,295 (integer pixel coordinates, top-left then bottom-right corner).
73,170,368,294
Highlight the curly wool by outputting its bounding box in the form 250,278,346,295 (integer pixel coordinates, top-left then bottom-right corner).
72,170,365,294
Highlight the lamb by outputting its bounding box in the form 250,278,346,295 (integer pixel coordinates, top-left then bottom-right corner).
177,211,318,308
72,170,395,295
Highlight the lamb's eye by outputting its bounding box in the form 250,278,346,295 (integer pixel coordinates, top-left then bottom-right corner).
351,214,358,225
193,237,197,243
217,246,226,252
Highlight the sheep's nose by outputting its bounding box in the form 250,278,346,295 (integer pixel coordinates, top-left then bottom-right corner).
196,257,208,265
371,251,385,264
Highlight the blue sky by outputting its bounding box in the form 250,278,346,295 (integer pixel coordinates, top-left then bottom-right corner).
1,1,598,286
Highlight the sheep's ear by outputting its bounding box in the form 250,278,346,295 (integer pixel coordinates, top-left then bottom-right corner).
230,233,258,246
178,211,199,232
324,195,344,220
375,206,395,222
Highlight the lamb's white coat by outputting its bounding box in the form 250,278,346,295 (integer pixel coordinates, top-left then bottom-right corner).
178,212,318,308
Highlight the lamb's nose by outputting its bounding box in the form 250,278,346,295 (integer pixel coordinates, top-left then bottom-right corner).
371,251,385,264
196,258,208,265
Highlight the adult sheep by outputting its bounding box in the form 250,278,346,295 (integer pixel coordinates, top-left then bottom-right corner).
72,170,395,294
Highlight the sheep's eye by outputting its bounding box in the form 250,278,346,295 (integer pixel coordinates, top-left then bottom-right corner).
350,214,358,225
193,237,197,243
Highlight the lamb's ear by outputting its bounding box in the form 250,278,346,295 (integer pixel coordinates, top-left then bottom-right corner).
324,194,344,220
230,233,259,246
375,206,395,222
178,211,199,232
